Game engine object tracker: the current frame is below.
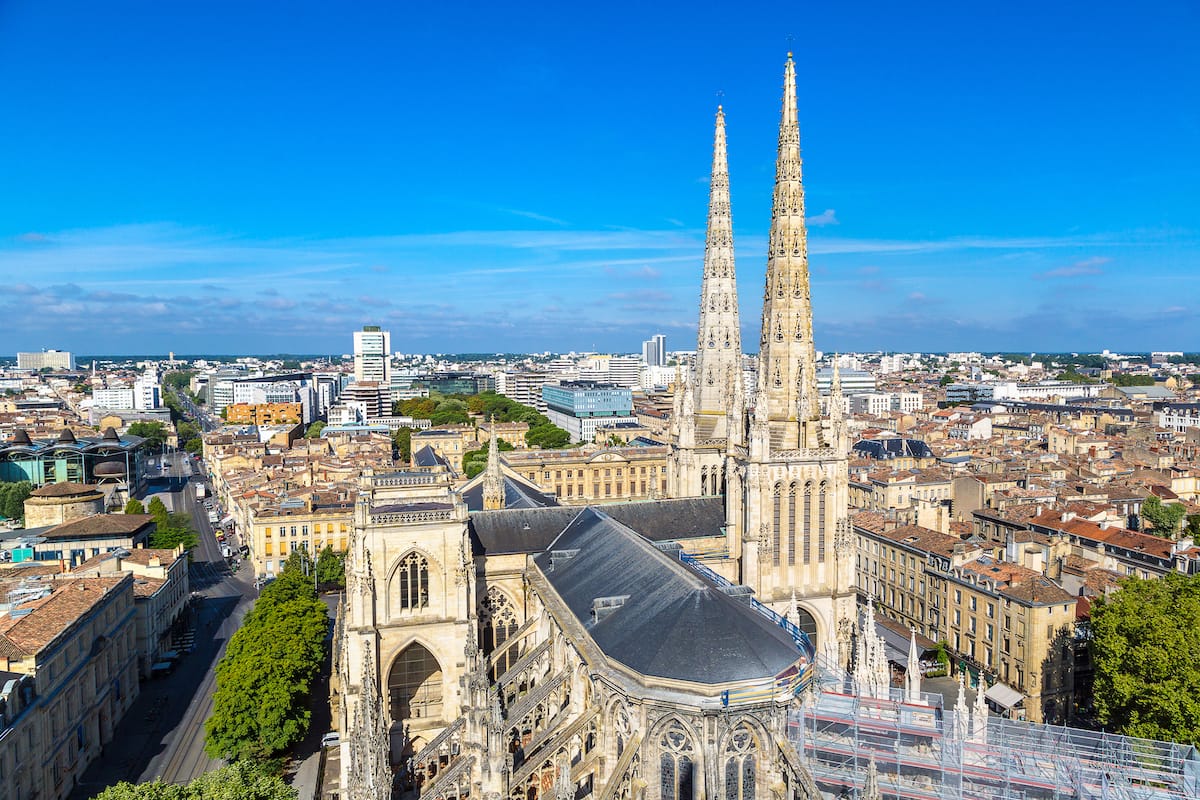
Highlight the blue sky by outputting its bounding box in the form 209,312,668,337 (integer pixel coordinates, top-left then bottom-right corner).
1,1,1197,356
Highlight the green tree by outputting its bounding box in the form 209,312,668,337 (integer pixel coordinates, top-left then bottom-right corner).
526,424,571,449
938,374,955,387
1142,494,1187,538
163,371,197,392
1091,572,1200,746
206,552,328,761
304,421,327,438
0,481,32,521
315,546,345,589
391,426,413,462
1112,374,1156,387
124,498,146,515
127,421,169,449
184,438,204,455
92,761,296,800
1187,514,1200,539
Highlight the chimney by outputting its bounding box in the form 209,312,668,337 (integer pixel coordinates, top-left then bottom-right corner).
148,556,161,568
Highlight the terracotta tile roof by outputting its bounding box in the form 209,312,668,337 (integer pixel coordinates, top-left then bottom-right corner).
876,524,962,558
131,576,166,598
0,576,130,659
960,558,1074,605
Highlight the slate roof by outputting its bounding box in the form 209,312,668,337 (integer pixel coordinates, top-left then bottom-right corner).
533,508,802,684
412,445,448,469
461,474,559,512
468,497,724,556
853,438,934,460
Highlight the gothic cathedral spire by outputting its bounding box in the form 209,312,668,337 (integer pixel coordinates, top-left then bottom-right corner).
690,105,744,440
754,53,819,453
668,105,743,499
482,416,505,510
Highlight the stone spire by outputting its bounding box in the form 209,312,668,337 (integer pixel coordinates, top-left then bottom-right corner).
755,53,819,452
862,756,882,800
482,416,504,510
690,105,744,440
905,627,922,703
973,674,989,740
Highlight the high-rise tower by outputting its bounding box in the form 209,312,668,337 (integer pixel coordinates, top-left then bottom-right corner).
668,106,745,497
723,54,855,665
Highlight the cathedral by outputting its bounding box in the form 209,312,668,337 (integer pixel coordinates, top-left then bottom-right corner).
337,55,857,800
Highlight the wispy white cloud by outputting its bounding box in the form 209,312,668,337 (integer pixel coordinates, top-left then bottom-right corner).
806,209,839,227
503,208,570,226
1033,256,1110,280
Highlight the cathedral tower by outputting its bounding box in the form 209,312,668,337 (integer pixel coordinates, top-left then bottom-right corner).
725,54,855,662
668,105,745,498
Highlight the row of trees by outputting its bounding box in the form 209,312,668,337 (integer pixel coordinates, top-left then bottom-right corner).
128,496,200,550
93,761,295,800
389,392,571,463
126,418,203,454
205,551,330,761
0,481,32,521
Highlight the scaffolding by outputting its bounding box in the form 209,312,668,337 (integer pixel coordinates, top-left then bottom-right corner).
788,687,1200,800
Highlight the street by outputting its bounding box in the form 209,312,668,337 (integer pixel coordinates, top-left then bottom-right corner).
70,450,254,796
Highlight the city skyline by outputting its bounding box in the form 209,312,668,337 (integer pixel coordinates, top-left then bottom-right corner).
2,1,1197,355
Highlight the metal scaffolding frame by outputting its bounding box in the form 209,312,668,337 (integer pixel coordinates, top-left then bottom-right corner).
788,688,1200,800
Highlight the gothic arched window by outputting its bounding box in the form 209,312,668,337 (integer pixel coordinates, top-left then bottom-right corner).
818,481,828,562
723,726,758,800
771,484,782,567
479,587,520,676
802,482,813,565
659,722,696,800
786,483,797,566
388,643,443,723
397,552,430,610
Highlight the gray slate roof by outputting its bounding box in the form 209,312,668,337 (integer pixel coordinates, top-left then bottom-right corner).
461,474,559,512
533,508,801,684
468,496,724,555
412,445,449,468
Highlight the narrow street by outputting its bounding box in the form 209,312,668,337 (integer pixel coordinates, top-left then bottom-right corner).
70,451,256,796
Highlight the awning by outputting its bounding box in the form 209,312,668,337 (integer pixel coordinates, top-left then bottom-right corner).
219,515,233,526
985,682,1025,709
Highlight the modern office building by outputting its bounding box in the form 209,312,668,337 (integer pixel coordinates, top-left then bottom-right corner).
542,381,637,443
353,326,392,384
16,349,75,371
641,333,666,367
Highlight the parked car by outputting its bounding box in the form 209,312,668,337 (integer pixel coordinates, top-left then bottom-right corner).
321,732,340,748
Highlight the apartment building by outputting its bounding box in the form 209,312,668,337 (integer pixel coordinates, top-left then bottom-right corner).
855,518,1078,723
502,443,669,503
248,502,354,577
69,545,190,678
0,575,139,800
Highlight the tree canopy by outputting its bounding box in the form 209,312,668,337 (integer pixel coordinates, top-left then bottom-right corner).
0,481,32,521
91,761,296,800
315,546,345,590
1091,572,1200,746
124,498,146,515
1142,494,1186,538
304,421,326,438
395,391,571,450
462,438,514,479
146,496,198,550
205,552,329,761
127,421,169,449
391,426,413,462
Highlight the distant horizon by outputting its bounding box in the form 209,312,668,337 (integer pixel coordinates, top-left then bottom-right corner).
2,2,1196,353
4,349,1194,364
